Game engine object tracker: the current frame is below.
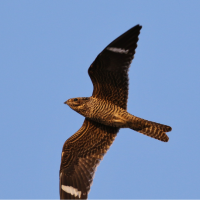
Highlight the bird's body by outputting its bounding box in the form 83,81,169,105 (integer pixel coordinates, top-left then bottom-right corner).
66,96,171,142
66,97,129,128
60,25,172,199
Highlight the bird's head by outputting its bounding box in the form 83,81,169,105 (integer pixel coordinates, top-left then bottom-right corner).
64,97,90,116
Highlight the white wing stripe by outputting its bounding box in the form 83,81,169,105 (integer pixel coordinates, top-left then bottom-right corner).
107,47,129,54
61,185,82,198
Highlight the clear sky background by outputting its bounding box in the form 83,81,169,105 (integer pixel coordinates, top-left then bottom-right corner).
1,1,200,199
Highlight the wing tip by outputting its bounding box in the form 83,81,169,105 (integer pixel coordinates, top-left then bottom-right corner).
136,24,142,29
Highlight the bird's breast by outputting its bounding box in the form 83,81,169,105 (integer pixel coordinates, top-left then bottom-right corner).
87,98,129,128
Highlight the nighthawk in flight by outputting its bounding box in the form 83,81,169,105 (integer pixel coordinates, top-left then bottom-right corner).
60,24,172,199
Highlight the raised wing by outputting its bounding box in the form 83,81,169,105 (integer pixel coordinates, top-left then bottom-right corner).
88,25,142,110
60,119,119,199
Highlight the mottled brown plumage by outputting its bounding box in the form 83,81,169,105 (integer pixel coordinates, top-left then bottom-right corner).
60,25,172,199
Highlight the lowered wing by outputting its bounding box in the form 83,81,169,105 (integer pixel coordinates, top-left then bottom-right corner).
60,119,119,199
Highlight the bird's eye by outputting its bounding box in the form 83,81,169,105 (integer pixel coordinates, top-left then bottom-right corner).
74,98,78,102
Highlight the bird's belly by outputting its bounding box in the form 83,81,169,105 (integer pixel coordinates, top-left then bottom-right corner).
89,111,129,128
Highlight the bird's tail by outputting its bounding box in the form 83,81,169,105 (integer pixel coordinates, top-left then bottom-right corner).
128,116,172,142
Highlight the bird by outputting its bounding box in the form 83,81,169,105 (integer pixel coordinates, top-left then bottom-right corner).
59,24,172,199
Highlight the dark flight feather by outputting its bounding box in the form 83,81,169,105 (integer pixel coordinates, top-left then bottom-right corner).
88,25,142,109
60,119,119,199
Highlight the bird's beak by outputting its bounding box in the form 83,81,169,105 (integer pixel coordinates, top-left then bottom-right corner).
64,100,68,105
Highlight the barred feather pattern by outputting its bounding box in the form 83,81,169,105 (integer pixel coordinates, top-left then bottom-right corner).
60,119,119,199
86,97,171,142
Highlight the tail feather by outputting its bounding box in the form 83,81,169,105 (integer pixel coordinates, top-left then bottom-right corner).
138,127,169,142
129,116,172,142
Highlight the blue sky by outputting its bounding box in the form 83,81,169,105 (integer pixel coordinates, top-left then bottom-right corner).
1,1,200,199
